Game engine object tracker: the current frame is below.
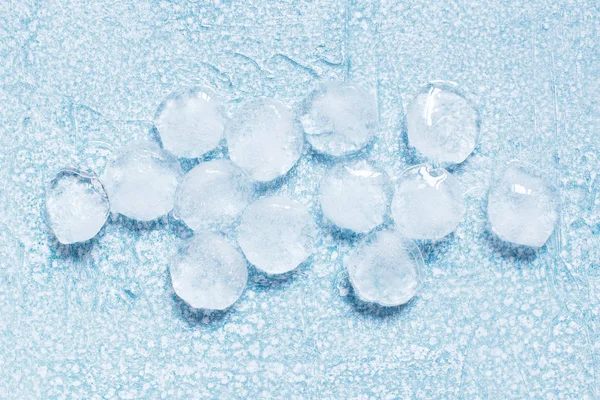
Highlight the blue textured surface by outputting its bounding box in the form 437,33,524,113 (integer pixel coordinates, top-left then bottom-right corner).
1,1,599,398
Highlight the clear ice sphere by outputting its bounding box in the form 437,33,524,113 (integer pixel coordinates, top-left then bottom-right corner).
45,169,110,244
155,86,225,158
237,196,317,275
170,232,248,310
225,98,304,182
319,161,391,233
102,141,183,221
392,164,465,240
487,161,560,248
406,83,479,165
345,230,424,306
173,160,254,231
300,82,377,157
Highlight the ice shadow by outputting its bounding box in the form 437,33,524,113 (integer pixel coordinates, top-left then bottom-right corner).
252,156,306,197
340,273,421,319
46,219,113,263
111,213,170,233
166,216,195,240
483,229,540,263
249,257,313,292
50,236,96,261
321,223,365,247
312,203,381,247
304,139,375,168
150,124,229,171
416,232,458,265
171,292,230,327
176,144,229,173
398,125,424,167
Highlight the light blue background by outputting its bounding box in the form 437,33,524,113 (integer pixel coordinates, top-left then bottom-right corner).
1,0,599,398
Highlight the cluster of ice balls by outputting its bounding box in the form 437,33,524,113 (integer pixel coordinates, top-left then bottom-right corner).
44,81,560,310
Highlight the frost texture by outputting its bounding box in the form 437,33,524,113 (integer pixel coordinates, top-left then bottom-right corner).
226,98,304,182
392,164,465,240
345,230,424,306
488,162,560,247
406,83,479,165
45,169,109,244
102,141,183,221
319,161,391,233
300,82,377,157
155,86,224,158
173,160,254,231
1,0,597,397
237,196,317,274
170,232,248,310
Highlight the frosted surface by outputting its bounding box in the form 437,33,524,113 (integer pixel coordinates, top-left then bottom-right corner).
226,98,304,182
45,169,109,244
301,82,377,157
345,230,424,306
102,141,183,221
155,86,224,158
392,164,465,240
488,162,560,248
1,0,599,398
406,84,479,165
237,196,317,275
319,161,391,233
173,160,254,231
170,232,248,310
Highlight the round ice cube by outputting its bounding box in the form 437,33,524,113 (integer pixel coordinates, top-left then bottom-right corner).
406,83,479,165
102,141,183,221
173,160,254,231
170,232,248,310
155,86,225,158
300,82,377,157
487,161,560,248
45,169,110,244
345,230,424,306
237,196,317,275
319,161,392,233
391,164,465,240
225,98,304,182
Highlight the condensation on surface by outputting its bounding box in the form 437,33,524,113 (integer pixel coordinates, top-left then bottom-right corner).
0,0,599,398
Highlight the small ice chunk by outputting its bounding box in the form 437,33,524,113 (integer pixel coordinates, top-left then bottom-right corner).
102,141,183,221
488,161,559,248
173,160,254,231
155,86,224,158
45,169,110,244
319,161,391,233
225,98,304,182
392,164,465,240
170,232,248,310
237,196,317,275
300,82,377,157
406,83,479,165
345,230,424,306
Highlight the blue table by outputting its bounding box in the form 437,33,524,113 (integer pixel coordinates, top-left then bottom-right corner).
0,0,598,398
